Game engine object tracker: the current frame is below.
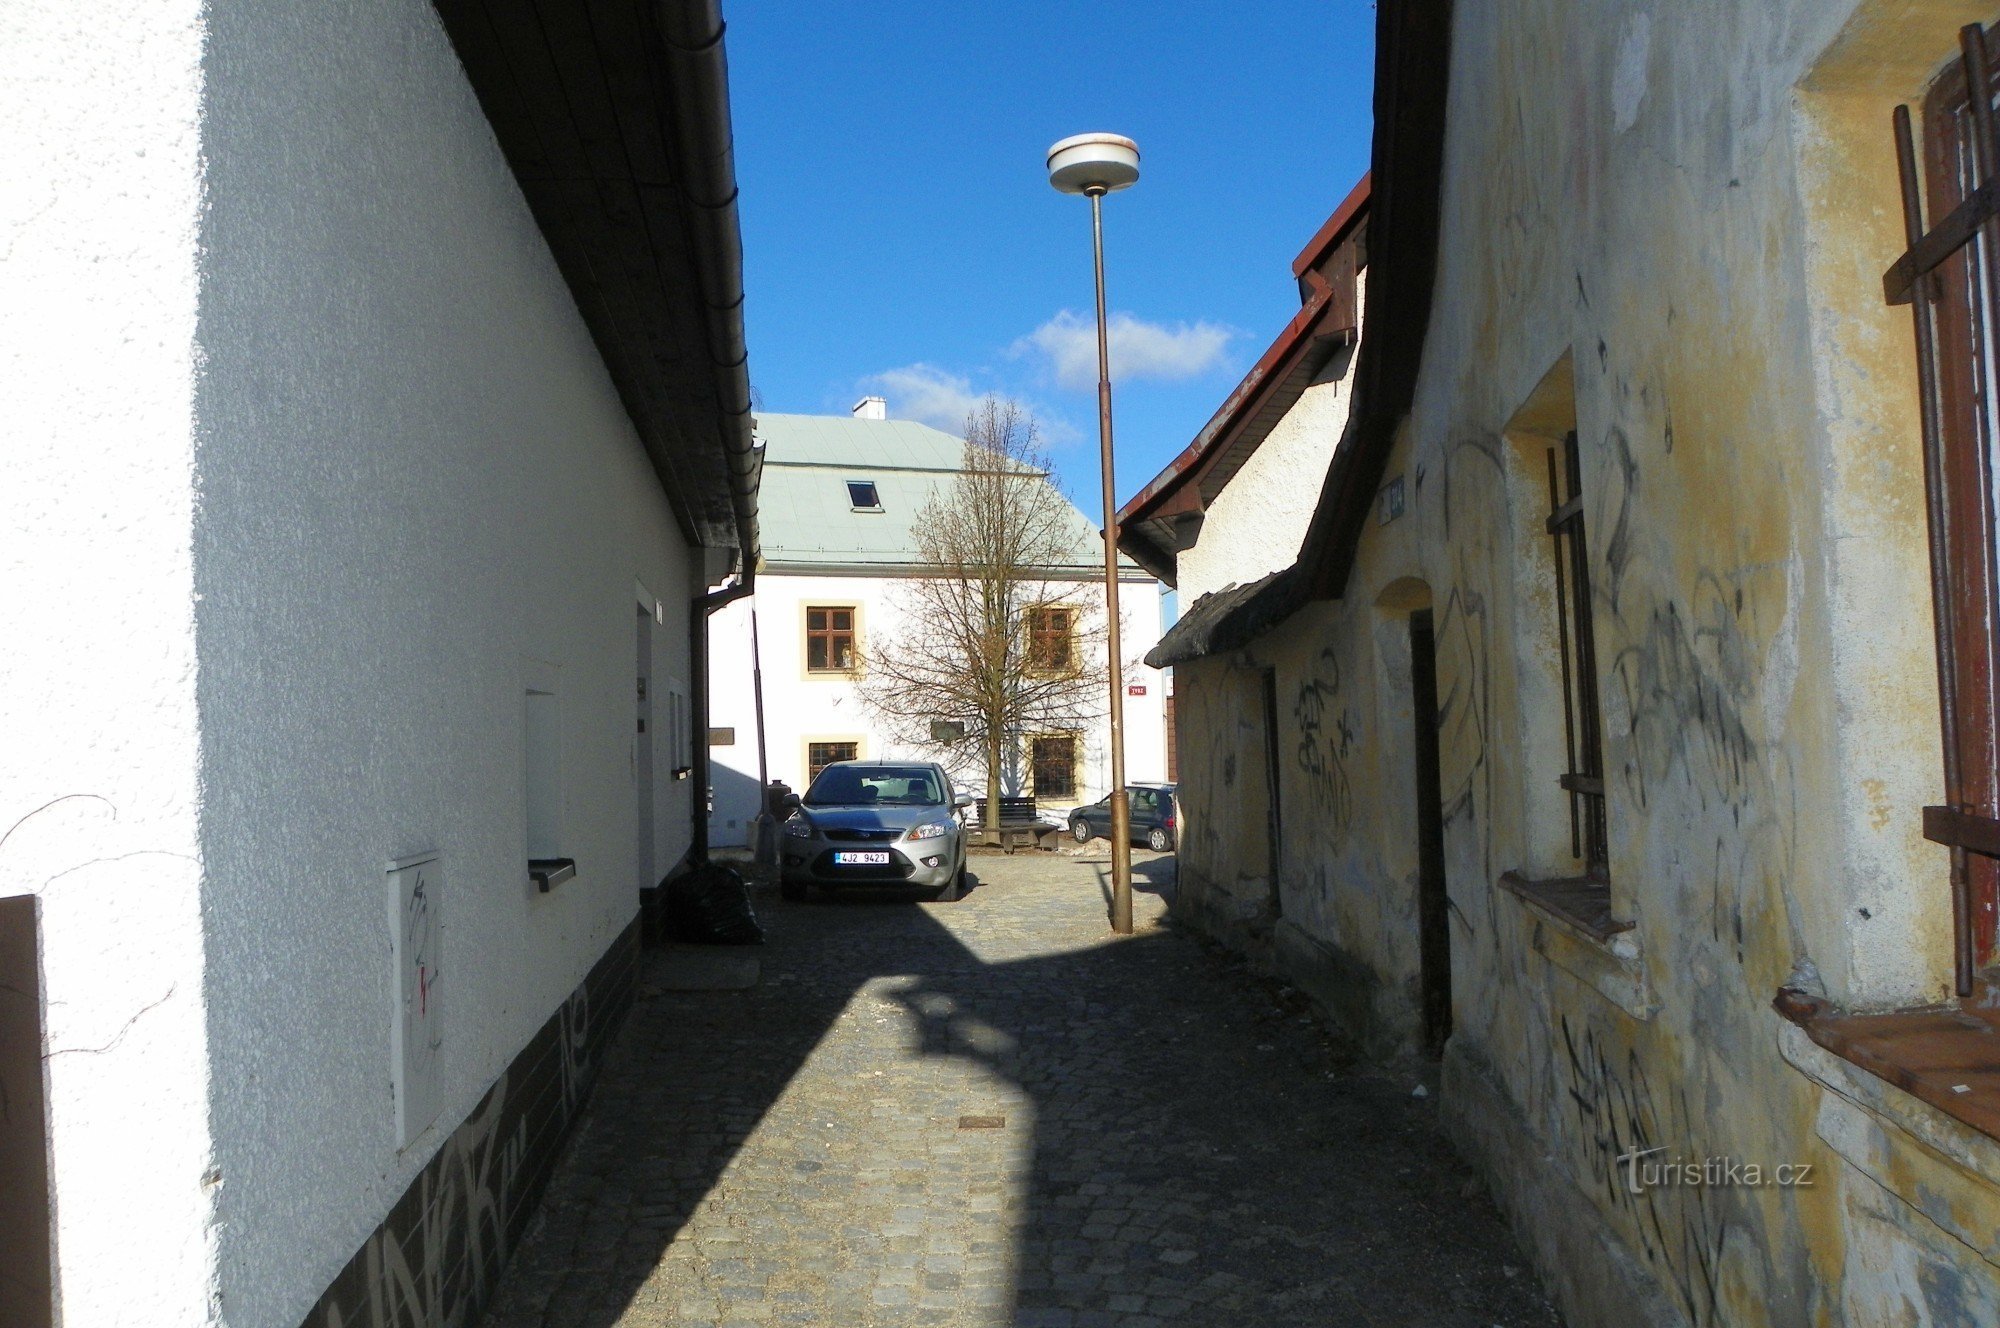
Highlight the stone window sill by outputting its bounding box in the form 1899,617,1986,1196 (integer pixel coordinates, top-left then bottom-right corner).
529,858,576,893
1774,983,2000,1145
1499,870,1654,1020
1776,1013,2000,1266
1498,870,1630,943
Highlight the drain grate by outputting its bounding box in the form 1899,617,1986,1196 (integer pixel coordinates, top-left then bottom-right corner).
957,1115,1006,1130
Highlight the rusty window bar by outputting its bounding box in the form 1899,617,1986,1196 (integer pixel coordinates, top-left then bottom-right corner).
1546,447,1580,859
1545,431,1609,878
1956,23,2000,739
1890,22,2000,995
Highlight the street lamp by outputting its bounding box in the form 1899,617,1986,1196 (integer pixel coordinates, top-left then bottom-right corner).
1047,132,1139,936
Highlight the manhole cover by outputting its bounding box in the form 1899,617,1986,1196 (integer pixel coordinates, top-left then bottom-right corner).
957,1115,1006,1130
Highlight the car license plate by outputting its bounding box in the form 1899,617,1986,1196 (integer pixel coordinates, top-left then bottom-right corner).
833,851,890,865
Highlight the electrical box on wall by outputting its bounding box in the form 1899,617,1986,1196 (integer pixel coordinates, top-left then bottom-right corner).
387,852,444,1147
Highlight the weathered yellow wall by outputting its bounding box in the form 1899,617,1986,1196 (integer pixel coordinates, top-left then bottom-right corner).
1174,432,1436,1059
1173,0,2000,1322
1419,1,2000,1321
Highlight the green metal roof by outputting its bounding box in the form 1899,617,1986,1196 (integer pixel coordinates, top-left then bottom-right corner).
753,412,1145,575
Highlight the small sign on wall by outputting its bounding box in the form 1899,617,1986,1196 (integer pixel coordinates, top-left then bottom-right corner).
1377,474,1406,524
387,852,444,1147
708,727,736,746
1128,684,1148,696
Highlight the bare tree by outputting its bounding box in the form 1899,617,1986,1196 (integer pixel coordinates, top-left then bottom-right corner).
859,397,1107,834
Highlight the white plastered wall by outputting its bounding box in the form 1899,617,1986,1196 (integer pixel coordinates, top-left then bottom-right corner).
1177,288,1363,608
185,2,707,1320
1,2,221,1322
7,3,713,1320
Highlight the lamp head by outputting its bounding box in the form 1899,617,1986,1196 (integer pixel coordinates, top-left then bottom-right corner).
1046,132,1140,195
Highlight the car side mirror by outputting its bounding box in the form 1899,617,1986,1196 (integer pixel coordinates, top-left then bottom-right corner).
780,792,801,810
953,794,974,809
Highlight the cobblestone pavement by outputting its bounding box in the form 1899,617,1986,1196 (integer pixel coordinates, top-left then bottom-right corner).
481,851,1560,1328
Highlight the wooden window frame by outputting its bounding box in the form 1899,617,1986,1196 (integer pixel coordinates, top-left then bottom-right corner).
1545,430,1610,880
1025,603,1076,674
805,604,859,675
1029,733,1079,801
1893,23,2000,993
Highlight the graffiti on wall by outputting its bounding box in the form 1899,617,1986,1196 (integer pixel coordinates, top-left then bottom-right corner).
1559,1014,1731,1326
1434,436,1504,931
1591,396,1801,971
308,926,635,1328
1294,648,1357,841
1606,568,1799,968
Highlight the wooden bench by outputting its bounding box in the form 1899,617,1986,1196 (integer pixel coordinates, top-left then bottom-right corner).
966,795,1054,853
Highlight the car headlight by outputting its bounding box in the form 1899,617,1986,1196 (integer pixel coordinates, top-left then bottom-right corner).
907,821,952,841
784,818,813,839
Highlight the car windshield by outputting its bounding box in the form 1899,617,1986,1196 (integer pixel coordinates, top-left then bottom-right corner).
804,765,944,807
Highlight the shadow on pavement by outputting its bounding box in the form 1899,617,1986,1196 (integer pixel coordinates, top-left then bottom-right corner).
477,856,1559,1327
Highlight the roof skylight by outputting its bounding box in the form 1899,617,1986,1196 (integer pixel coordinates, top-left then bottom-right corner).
847,480,882,511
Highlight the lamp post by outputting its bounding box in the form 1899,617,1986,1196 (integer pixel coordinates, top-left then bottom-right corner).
1047,132,1140,936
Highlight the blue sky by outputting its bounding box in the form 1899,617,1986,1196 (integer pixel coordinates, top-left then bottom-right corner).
727,3,1377,518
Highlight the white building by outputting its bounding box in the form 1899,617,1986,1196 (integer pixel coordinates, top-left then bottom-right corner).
708,403,1168,842
3,3,756,1325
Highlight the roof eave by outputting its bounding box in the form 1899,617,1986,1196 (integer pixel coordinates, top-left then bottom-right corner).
1291,171,1373,280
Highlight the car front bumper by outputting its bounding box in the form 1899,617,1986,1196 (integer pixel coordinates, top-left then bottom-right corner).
781,838,958,888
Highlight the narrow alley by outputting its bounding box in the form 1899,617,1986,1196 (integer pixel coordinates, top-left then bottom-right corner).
479,854,1558,1328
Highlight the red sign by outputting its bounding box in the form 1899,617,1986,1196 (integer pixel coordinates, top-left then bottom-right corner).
1127,684,1147,695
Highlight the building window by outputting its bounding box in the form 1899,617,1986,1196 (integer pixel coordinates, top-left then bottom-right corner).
806,606,857,672
1030,734,1078,800
846,480,882,511
808,741,858,783
1894,27,2000,990
522,678,575,894
1026,604,1075,672
1544,430,1609,879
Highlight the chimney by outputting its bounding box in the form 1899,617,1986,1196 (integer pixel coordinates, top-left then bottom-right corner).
851,395,887,421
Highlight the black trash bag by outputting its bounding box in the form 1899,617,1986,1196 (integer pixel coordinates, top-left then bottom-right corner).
664,861,764,945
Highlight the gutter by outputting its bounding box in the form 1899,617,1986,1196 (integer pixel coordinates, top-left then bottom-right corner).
660,0,760,573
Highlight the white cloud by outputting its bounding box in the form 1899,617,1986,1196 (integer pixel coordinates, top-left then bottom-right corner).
862,364,985,433
1012,311,1234,391
861,364,1083,448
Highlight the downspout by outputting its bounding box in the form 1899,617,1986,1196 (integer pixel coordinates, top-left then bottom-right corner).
689,565,755,862
661,0,765,863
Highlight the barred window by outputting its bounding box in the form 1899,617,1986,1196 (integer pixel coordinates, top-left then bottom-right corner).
808,741,858,783
1892,23,2000,991
1030,735,1078,799
1545,430,1609,879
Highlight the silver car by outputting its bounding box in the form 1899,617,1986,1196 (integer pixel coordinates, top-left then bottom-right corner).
779,760,972,902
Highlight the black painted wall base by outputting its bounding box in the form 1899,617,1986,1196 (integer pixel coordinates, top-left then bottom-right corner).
301,918,639,1327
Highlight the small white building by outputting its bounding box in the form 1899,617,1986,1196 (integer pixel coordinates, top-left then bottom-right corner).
4,3,756,1325
1118,176,1373,1011
708,403,1168,842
